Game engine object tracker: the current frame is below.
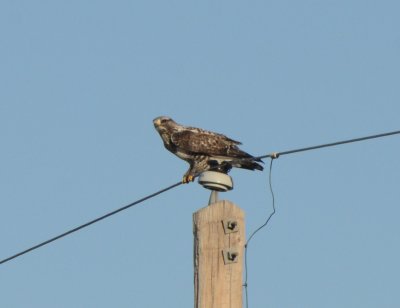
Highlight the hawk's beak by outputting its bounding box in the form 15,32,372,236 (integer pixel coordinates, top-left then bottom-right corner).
153,118,161,127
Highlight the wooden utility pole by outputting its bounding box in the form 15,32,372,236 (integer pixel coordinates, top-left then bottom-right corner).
193,200,245,308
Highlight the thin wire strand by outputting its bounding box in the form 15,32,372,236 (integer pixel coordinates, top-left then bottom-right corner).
0,181,183,265
244,158,276,308
255,129,400,161
241,129,400,307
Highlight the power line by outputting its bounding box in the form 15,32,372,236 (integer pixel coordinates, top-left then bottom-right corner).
255,129,400,160
0,181,182,265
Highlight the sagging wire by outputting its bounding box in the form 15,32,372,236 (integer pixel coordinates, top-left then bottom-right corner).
241,129,400,307
243,157,277,308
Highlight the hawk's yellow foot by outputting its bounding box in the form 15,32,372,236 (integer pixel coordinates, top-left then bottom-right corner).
182,175,195,184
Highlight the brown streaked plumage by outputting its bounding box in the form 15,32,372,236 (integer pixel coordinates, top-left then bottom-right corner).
153,116,263,183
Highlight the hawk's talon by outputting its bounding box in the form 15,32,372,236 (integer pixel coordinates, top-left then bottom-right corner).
182,175,195,184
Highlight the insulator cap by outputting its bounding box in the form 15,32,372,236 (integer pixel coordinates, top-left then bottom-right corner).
198,171,233,192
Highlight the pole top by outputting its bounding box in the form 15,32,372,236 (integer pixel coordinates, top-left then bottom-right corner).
198,171,234,192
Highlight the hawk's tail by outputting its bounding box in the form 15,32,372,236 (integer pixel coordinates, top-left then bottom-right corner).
225,147,264,171
208,155,263,173
234,158,264,171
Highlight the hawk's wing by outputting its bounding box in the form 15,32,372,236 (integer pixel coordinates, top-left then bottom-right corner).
171,130,243,157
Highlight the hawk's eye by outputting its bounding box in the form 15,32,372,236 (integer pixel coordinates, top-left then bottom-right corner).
161,118,168,123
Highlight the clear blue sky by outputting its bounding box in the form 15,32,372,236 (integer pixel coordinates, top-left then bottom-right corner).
1,1,399,307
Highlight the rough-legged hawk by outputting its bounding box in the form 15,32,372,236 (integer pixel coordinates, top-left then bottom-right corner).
153,116,263,183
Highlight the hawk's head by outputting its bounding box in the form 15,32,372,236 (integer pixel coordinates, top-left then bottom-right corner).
153,116,181,146
153,116,178,132
153,116,172,127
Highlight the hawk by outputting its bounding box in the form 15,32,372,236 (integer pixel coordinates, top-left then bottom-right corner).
153,116,263,183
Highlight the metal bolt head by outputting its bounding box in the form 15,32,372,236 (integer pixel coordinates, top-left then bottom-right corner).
227,221,237,230
227,251,238,261
222,249,239,264
222,219,239,234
